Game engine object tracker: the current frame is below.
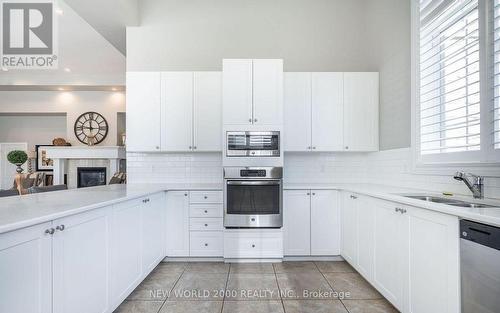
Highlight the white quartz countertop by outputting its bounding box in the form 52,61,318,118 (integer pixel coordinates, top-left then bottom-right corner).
0,183,222,235
284,183,500,227
1,182,499,235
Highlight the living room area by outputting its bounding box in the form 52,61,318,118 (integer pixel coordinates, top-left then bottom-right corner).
0,0,127,197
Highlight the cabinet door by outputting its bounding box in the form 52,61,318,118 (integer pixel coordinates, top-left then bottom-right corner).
356,196,375,281
253,59,283,125
343,72,379,151
109,199,142,307
53,208,110,313
166,191,190,256
284,72,312,151
373,200,405,309
161,72,193,151
142,193,166,273
283,190,311,256
311,73,344,151
194,72,222,151
126,72,161,152
340,192,357,264
406,206,459,313
223,59,253,125
311,190,340,255
0,222,52,313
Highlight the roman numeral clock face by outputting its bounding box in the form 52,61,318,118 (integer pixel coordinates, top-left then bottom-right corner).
74,112,108,145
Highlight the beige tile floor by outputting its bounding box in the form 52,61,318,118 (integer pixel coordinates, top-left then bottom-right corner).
114,261,399,313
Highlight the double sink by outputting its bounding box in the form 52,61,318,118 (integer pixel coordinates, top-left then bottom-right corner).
399,195,499,209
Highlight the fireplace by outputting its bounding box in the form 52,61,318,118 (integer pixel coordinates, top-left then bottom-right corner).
77,167,107,188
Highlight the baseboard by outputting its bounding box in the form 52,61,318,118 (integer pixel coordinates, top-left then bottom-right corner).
161,256,344,262
224,258,283,263
283,255,344,261
162,257,225,262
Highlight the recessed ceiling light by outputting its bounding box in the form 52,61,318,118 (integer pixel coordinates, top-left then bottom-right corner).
64,67,71,72
55,8,63,15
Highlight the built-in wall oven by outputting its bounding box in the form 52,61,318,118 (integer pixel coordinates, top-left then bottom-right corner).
226,131,280,157
223,167,283,228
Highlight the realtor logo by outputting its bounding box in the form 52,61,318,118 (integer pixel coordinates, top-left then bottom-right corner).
1,0,58,69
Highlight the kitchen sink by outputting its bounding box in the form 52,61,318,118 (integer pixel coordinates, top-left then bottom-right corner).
401,195,497,209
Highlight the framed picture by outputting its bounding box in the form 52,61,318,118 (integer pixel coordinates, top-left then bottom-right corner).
35,145,54,172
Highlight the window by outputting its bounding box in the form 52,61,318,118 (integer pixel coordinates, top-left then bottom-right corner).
415,0,500,164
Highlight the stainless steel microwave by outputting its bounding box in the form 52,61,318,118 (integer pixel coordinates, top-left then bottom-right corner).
226,131,280,157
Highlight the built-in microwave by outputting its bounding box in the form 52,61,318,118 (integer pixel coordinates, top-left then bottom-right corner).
226,131,280,157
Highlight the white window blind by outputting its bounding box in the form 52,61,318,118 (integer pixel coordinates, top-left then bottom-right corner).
494,0,500,149
419,0,481,155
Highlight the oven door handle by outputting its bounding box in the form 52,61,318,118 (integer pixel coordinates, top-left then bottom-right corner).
226,180,281,186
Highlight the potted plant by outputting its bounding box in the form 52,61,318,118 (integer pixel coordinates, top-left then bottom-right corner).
7,150,28,174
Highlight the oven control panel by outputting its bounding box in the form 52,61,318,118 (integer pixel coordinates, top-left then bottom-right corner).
240,169,266,177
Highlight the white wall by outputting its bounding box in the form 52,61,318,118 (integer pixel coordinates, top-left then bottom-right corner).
127,0,411,149
0,91,126,149
0,114,67,151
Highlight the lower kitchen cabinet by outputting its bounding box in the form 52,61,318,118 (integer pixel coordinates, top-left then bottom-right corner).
166,191,190,256
52,208,111,313
0,222,52,313
190,231,223,256
341,192,460,313
283,189,340,256
224,229,283,259
0,192,167,313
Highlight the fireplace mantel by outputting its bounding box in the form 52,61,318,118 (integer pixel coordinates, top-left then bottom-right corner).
45,146,125,186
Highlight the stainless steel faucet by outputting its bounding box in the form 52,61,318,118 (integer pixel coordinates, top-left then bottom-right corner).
453,172,484,199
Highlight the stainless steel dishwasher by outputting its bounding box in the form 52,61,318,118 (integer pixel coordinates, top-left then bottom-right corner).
460,220,500,313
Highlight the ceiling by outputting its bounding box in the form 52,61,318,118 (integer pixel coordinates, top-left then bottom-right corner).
0,0,129,87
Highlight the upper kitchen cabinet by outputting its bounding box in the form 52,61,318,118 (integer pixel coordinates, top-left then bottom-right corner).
343,72,379,151
284,72,312,152
193,72,222,151
161,72,194,152
126,71,222,152
284,72,379,152
223,59,283,126
126,72,162,152
311,72,344,151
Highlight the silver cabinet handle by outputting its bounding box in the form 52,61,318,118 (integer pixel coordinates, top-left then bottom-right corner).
350,195,358,199
189,146,192,150
254,118,258,122
56,225,65,231
45,228,55,235
204,210,208,213
155,146,160,150
307,146,311,150
401,208,407,214
184,193,188,197
248,118,252,122
312,192,316,196
204,196,208,199
345,146,349,150
395,207,400,213
312,146,316,150
204,243,208,247
251,244,255,248
204,224,208,227
193,146,197,150
306,192,310,195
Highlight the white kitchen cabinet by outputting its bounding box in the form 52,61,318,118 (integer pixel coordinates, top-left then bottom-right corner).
0,222,52,313
126,72,162,152
109,200,142,307
372,199,406,309
283,190,311,256
194,72,222,151
224,229,283,259
161,72,193,151
141,193,166,273
356,196,375,280
52,208,110,313
311,190,340,255
283,189,340,256
311,72,344,151
223,59,283,126
252,59,283,125
284,73,312,151
166,191,190,257
340,192,358,265
405,206,459,313
343,72,379,151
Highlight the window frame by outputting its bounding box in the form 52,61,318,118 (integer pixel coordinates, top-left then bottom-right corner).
411,0,500,175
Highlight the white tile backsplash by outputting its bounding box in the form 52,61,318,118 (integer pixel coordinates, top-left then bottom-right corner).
127,148,500,199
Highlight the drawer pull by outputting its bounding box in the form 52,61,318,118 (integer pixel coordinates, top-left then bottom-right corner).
204,196,208,199
45,228,55,235
251,218,256,222
184,193,188,197
204,210,208,213
251,244,255,248
204,224,208,227
204,243,208,247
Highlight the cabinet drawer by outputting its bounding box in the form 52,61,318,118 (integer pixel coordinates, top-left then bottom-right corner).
190,218,223,231
190,191,223,204
189,204,223,218
190,231,223,257
224,230,283,258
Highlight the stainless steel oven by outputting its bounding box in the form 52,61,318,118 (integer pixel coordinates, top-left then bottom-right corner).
226,131,280,157
224,167,283,228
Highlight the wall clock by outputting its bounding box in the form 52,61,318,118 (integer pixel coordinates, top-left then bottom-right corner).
74,112,108,146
